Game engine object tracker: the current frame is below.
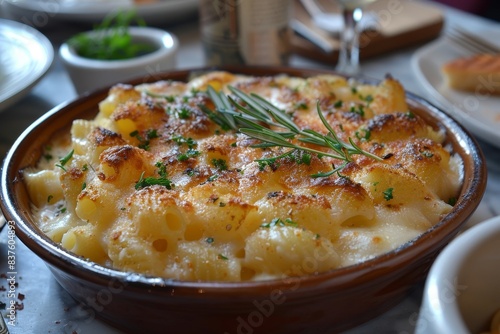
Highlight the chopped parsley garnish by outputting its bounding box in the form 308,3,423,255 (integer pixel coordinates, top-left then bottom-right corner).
177,148,200,161
207,174,218,182
185,168,199,177
135,162,173,190
130,129,159,151
172,135,197,149
146,129,159,138
177,107,191,119
363,94,374,104
257,159,279,171
218,254,228,260
56,149,74,171
383,187,394,201
47,195,53,203
405,111,415,119
172,135,200,161
211,158,228,171
155,161,167,178
355,128,371,141
299,152,312,165
294,102,308,110
334,100,343,108
350,104,365,117
448,197,457,206
135,172,174,190
420,150,434,158
260,218,298,228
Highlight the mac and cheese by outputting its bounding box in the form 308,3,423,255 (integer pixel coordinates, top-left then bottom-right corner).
24,71,463,281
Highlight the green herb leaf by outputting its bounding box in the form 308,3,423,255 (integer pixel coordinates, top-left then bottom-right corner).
67,10,156,60
260,218,298,228
177,107,191,119
135,162,174,190
207,174,218,182
56,149,74,171
383,188,394,201
177,148,200,161
420,150,434,158
130,129,158,151
135,173,174,190
172,135,197,148
211,158,228,171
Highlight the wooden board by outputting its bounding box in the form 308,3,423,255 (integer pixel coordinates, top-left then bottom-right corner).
292,0,445,64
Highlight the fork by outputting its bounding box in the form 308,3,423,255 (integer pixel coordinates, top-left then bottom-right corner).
446,27,500,54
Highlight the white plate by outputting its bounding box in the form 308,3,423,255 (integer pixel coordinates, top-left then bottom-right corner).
412,36,500,148
4,0,198,25
0,19,54,112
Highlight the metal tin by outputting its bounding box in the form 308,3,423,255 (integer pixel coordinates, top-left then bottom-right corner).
199,0,292,66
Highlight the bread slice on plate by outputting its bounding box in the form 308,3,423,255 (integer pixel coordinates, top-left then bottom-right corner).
442,54,500,95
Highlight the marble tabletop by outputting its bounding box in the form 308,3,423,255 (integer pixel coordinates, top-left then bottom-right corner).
0,1,499,333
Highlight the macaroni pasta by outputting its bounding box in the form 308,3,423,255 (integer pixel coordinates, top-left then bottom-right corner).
24,71,463,281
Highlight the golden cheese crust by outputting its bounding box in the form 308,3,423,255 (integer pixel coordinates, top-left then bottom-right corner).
24,71,463,281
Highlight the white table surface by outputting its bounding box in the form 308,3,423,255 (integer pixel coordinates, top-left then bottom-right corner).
0,2,499,333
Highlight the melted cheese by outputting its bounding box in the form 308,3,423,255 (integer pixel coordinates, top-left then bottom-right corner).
23,71,463,281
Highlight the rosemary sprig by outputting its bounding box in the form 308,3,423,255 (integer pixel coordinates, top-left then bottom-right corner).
201,85,382,176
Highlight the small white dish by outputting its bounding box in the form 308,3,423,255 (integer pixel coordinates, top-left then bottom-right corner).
416,215,500,334
59,26,178,94
412,33,500,148
0,19,54,112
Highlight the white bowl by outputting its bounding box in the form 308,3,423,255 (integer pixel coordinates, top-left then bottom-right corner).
59,26,178,94
416,215,500,334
